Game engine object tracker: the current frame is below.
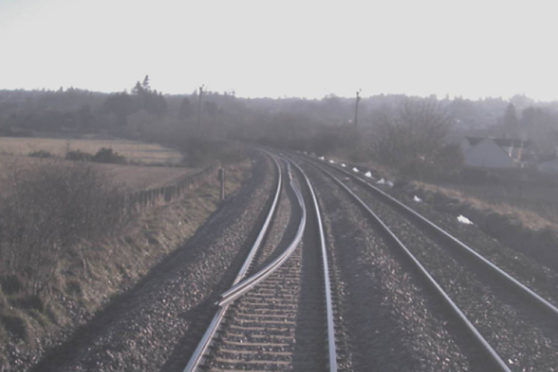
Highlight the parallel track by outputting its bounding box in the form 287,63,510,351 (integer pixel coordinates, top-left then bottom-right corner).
302,154,558,370
324,159,558,318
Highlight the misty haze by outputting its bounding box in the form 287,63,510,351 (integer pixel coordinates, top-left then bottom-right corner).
1,1,557,371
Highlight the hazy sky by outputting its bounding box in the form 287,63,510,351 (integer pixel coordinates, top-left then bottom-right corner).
1,0,557,100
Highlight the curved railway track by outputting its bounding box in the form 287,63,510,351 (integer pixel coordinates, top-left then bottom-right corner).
184,155,338,371
30,149,556,371
299,154,558,371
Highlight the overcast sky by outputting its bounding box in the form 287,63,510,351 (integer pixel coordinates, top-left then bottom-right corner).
1,0,556,100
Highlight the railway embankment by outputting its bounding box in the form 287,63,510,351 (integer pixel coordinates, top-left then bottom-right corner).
322,155,558,275
397,183,558,274
0,157,253,371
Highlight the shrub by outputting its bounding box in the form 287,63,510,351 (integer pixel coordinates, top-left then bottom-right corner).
0,161,126,294
28,150,54,158
92,147,126,164
65,149,92,161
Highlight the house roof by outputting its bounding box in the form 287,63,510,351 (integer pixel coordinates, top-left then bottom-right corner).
462,138,516,168
465,136,531,148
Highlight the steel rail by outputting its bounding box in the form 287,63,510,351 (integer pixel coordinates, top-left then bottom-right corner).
183,153,283,372
314,164,511,372
233,154,283,285
325,159,558,318
219,160,306,306
291,160,338,372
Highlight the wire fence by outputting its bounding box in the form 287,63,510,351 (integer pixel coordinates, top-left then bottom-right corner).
121,164,219,214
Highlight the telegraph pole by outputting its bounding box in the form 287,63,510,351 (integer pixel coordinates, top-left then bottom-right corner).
197,85,204,135
354,89,361,128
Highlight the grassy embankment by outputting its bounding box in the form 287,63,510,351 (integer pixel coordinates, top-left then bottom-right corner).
0,137,250,369
339,154,558,230
421,182,558,230
322,151,558,271
348,156,558,271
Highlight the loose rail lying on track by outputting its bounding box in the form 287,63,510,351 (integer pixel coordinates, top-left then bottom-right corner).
183,154,284,372
185,156,312,371
185,154,339,371
218,162,306,306
308,162,511,372
233,156,283,285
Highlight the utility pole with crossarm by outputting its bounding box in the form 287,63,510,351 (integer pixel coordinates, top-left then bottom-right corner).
354,89,361,128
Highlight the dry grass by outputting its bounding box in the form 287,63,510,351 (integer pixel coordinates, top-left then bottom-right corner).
327,155,558,232
339,154,558,231
0,158,251,370
93,162,199,191
0,137,182,165
415,182,558,231
0,161,127,297
0,155,195,192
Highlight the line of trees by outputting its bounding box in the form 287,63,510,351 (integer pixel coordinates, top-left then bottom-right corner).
2,80,558,178
498,102,558,160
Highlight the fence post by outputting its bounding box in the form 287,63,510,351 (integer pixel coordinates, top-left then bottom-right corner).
219,167,225,201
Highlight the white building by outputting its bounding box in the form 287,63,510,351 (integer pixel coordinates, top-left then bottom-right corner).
460,137,530,169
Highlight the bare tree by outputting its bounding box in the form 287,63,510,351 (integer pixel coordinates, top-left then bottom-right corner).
371,99,462,179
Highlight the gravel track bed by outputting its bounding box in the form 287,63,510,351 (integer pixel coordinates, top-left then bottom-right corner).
340,175,558,371
31,154,276,372
205,247,303,370
304,164,472,371
203,167,328,370
384,181,558,306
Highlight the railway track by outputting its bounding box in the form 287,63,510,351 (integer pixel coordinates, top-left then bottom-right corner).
184,155,338,371
30,149,556,371
299,154,558,371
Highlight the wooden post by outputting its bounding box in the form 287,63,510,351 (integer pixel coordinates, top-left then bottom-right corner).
219,168,225,201
197,85,204,135
354,89,361,128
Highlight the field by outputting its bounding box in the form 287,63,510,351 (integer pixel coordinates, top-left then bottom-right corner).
0,136,183,165
0,136,198,193
0,155,198,194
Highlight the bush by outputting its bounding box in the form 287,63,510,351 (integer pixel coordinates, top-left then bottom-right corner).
28,150,54,158
92,147,126,164
65,148,126,164
0,161,125,294
65,149,92,161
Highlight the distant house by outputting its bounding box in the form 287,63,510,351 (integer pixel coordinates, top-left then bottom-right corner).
460,137,531,169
